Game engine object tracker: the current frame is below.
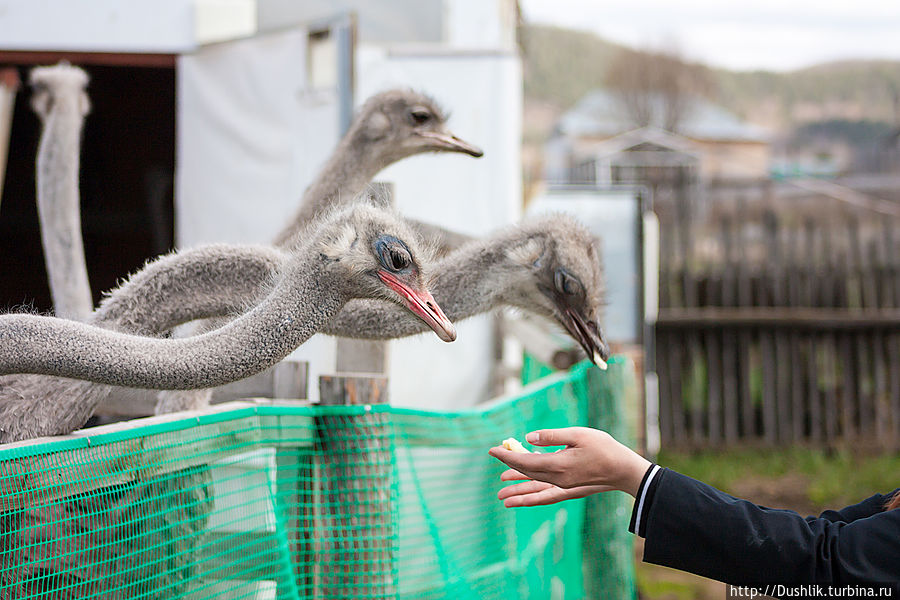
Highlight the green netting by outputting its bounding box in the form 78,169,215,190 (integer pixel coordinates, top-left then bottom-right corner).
0,361,636,600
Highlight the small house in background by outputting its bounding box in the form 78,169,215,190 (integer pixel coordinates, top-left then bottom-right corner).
544,89,771,187
564,127,700,188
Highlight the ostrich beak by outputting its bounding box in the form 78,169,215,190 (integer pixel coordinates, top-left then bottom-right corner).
561,308,610,370
377,271,457,342
417,130,484,157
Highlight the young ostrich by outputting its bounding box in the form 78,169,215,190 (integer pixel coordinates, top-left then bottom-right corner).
30,63,93,320
273,89,482,248
0,214,609,441
0,203,455,388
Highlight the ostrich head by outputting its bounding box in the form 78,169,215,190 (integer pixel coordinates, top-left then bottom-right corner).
352,89,483,164
29,62,90,121
501,214,611,368
319,203,457,342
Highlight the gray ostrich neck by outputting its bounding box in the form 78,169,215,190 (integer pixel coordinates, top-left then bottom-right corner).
0,254,348,390
273,129,388,248
36,89,92,320
0,245,285,443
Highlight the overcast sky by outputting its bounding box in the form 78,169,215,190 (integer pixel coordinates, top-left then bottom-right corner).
519,0,900,72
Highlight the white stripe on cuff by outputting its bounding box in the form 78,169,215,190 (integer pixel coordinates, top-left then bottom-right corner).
633,464,661,536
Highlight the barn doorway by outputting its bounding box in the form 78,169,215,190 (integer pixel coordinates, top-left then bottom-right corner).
0,59,175,313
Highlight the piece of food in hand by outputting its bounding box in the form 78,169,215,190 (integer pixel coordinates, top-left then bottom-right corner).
501,437,530,453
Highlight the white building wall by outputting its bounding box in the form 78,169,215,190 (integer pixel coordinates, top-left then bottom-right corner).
176,7,522,408
444,0,518,50
0,0,256,52
177,27,341,402
357,47,522,409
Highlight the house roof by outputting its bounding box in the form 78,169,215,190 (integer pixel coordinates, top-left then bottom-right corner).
593,126,700,157
557,89,770,143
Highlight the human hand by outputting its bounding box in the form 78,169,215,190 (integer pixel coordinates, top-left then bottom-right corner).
496,468,609,507
487,427,651,497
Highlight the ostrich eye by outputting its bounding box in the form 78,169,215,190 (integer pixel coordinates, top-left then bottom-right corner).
389,247,411,270
409,107,432,125
375,236,413,272
554,269,583,298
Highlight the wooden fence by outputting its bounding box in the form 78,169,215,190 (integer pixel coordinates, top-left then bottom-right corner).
655,195,900,449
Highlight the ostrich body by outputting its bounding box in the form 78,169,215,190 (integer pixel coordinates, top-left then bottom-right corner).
0,204,454,389
272,89,482,248
30,63,93,320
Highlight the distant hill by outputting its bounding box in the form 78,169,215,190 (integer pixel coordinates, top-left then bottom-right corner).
521,24,626,110
717,60,900,129
522,24,900,132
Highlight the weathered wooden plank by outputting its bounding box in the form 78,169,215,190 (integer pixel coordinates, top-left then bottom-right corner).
316,374,394,599
688,332,706,445
706,332,722,445
760,331,777,446
840,332,857,440
868,238,891,446
882,222,900,447
719,217,739,444
786,225,803,442
809,225,825,443
822,227,840,446
735,219,755,441
656,332,673,445
721,328,739,444
656,307,900,328
669,332,687,445
849,221,874,438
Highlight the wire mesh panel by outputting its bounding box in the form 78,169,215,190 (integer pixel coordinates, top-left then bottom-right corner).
0,363,635,600
392,367,592,600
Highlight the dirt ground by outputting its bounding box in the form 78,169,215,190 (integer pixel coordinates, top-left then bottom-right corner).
635,537,727,600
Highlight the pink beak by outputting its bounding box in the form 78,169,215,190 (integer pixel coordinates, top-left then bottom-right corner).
418,130,484,157
377,271,457,342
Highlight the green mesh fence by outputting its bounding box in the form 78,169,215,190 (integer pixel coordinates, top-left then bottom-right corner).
0,360,636,600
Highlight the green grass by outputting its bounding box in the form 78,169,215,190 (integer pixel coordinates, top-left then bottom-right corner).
657,447,900,511
635,568,698,600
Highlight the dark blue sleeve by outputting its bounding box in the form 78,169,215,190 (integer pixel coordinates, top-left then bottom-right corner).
639,469,900,587
816,489,898,523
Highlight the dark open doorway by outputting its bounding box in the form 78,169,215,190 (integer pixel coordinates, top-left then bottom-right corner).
0,62,175,313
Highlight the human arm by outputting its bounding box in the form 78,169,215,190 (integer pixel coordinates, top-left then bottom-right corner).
489,428,900,587
636,469,900,587
815,489,899,524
